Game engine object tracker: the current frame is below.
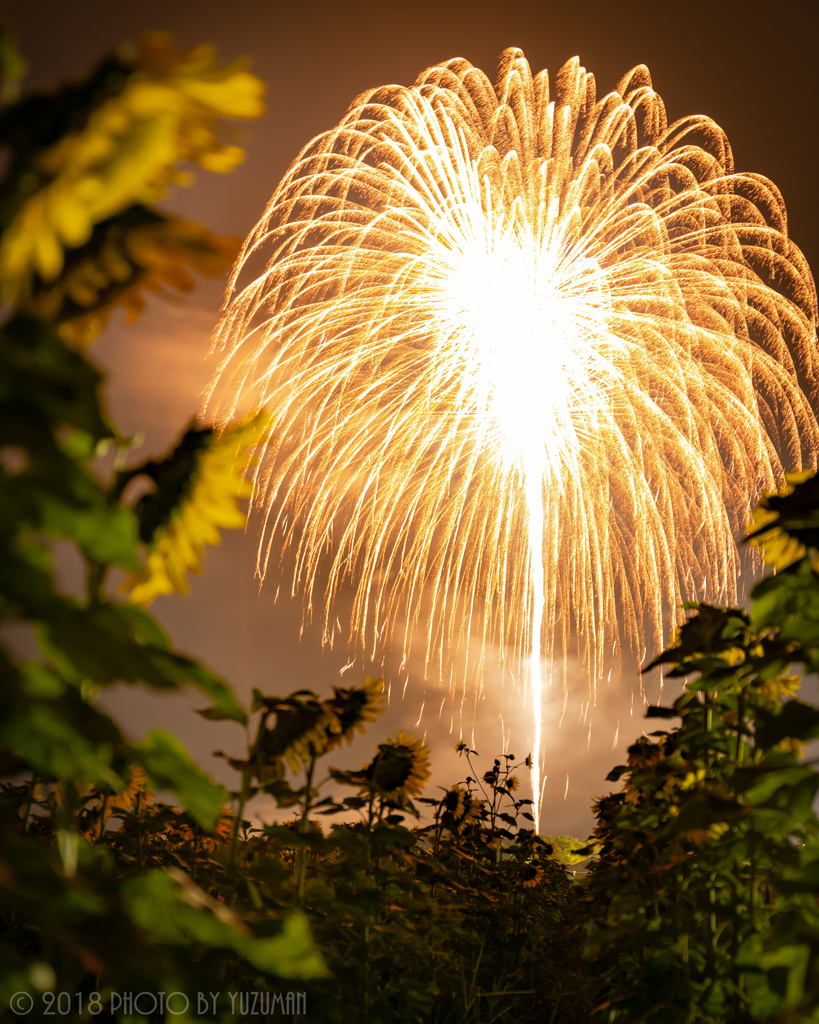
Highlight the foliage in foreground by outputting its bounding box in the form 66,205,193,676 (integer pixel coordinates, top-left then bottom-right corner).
1,24,819,1024
0,23,329,1008
584,474,819,1023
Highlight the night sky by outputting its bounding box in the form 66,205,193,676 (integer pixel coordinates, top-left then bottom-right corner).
6,0,819,837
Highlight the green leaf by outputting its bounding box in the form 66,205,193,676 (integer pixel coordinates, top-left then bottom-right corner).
236,911,328,978
0,315,110,439
645,705,678,719
149,652,246,723
672,792,744,833
751,561,819,641
776,860,819,895
195,705,234,720
36,494,139,568
755,701,819,748
19,662,65,698
34,601,245,722
0,693,123,788
738,937,811,1014
644,604,750,673
137,730,226,831
746,471,819,552
741,764,817,804
113,603,170,650
122,870,327,978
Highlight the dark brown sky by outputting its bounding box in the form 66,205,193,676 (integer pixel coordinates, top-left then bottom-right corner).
5,0,819,837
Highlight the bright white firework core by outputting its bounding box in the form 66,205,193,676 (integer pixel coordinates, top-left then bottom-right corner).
437,209,621,831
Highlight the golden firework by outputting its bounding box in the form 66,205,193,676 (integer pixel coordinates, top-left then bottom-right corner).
208,50,819,826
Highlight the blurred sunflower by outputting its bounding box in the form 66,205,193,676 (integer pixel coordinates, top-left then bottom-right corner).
107,763,152,811
0,32,265,303
746,507,806,571
480,832,502,852
506,775,520,793
124,414,267,605
758,674,801,703
162,807,234,851
282,712,339,774
26,209,240,347
251,691,340,775
324,677,385,750
462,795,484,829
81,764,153,840
440,785,484,834
745,469,816,570
441,785,466,821
277,818,324,836
357,731,431,801
520,862,545,888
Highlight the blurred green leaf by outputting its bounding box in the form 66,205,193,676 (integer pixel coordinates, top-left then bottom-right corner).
122,870,327,978
137,730,226,831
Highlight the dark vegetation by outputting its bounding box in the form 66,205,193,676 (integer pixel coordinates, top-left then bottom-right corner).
1,28,818,1023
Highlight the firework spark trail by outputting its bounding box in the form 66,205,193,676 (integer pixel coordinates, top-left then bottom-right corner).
207,50,819,830
525,451,545,820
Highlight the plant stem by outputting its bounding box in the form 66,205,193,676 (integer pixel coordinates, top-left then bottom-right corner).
191,825,200,883
95,788,109,844
296,755,317,904
21,772,36,833
135,790,143,871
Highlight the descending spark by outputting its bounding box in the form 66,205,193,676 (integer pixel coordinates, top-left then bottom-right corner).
208,50,819,831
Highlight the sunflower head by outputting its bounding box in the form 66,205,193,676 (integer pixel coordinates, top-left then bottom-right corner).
535,837,555,858
745,469,818,570
440,785,484,834
253,690,341,774
358,731,431,801
107,764,152,811
520,862,545,888
324,677,385,750
124,413,268,605
277,817,324,836
441,785,466,820
283,720,338,774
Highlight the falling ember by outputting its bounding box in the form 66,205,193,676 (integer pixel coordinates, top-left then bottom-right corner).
208,50,819,832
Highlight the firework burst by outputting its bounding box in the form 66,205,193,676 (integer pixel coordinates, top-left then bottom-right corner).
207,50,819,825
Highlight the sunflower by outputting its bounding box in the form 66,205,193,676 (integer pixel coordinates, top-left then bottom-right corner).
162,807,234,851
462,796,485,829
359,731,431,801
520,862,545,888
124,414,267,605
506,775,520,793
28,211,241,348
440,786,484,834
0,32,265,304
441,785,466,821
107,764,152,811
324,677,385,750
744,469,819,571
277,818,324,836
283,713,340,774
